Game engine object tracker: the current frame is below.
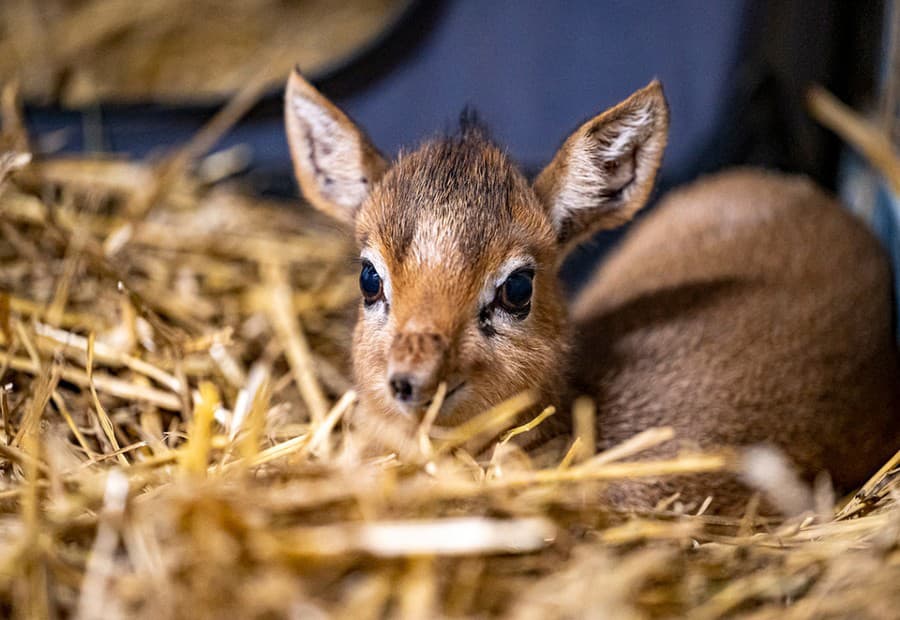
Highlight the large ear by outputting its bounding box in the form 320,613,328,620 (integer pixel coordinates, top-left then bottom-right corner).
284,69,388,224
534,80,669,251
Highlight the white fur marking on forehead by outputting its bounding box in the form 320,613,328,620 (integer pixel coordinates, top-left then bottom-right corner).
479,256,535,307
409,216,460,267
361,247,392,303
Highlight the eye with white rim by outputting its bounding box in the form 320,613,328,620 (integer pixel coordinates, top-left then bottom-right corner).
479,256,536,333
359,248,392,309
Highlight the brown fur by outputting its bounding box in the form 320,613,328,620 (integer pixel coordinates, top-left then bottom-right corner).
352,129,569,433
572,169,900,512
284,69,900,513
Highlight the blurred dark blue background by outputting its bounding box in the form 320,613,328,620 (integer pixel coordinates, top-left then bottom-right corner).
25,0,885,287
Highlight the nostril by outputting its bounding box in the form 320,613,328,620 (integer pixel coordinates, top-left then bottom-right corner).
389,374,415,402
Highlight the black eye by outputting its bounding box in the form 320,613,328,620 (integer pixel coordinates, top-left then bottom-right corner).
359,261,383,305
497,269,534,317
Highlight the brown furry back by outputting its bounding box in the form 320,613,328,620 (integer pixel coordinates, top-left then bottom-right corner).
571,169,900,513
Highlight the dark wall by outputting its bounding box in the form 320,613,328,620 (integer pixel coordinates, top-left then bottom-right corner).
29,1,751,180
24,0,885,286
27,1,884,185
326,0,749,180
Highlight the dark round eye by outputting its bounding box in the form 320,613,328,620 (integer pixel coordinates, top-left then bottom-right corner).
359,261,383,304
498,269,534,316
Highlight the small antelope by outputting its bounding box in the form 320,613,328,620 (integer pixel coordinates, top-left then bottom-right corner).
285,70,900,513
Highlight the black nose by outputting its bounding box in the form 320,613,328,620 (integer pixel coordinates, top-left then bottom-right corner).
389,374,416,402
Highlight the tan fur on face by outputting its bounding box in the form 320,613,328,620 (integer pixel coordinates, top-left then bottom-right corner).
285,73,669,454
352,132,569,434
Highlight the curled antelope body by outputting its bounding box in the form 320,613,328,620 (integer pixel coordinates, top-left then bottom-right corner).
285,70,900,514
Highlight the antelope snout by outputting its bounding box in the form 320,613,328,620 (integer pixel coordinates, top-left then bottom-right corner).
387,331,448,407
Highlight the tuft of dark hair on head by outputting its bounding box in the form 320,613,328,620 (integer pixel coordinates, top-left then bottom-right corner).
458,106,489,140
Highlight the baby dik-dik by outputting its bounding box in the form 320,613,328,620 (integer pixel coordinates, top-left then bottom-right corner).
284,69,900,513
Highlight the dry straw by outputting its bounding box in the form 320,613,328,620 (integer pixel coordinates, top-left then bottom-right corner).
0,83,897,618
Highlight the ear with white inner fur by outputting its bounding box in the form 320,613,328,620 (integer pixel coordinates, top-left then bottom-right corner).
285,69,388,224
534,80,669,253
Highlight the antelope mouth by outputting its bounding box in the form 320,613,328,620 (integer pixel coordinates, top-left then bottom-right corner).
390,381,468,421
417,381,466,409
423,381,466,410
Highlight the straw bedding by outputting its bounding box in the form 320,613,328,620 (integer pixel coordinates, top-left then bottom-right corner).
0,93,899,619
